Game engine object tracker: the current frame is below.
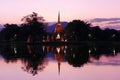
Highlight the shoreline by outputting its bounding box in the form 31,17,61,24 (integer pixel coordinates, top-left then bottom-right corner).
0,41,120,46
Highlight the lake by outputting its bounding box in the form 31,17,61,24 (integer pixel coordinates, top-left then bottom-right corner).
0,43,120,80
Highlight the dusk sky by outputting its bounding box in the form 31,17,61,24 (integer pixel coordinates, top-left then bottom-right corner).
0,0,120,24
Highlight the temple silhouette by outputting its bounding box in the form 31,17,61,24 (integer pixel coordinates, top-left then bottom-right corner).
53,12,65,41
44,45,66,75
44,12,66,42
55,47,63,75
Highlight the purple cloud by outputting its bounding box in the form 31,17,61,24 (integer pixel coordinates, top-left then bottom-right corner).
90,18,120,22
107,21,120,24
90,60,120,66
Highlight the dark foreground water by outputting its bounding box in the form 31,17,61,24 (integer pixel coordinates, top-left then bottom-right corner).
0,43,120,80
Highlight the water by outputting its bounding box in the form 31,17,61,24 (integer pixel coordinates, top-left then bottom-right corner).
0,43,120,80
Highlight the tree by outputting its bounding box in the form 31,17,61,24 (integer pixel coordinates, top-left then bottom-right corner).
91,26,102,41
21,12,45,24
20,12,46,42
65,20,91,41
65,45,89,67
0,24,19,41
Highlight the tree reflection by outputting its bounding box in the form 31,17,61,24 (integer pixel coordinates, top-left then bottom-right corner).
21,54,48,76
64,43,120,67
0,43,120,75
0,44,48,76
20,44,48,76
65,45,89,67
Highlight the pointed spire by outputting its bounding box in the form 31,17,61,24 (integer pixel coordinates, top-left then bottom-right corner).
58,12,60,23
58,62,60,75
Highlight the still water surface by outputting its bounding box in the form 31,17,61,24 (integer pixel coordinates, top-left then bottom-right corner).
0,44,120,80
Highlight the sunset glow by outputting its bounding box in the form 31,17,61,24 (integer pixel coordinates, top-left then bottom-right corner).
0,58,120,80
0,0,120,24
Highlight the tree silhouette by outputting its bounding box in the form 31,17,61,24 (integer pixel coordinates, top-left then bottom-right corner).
65,20,91,41
91,26,103,41
0,24,19,41
0,43,48,76
20,12,46,42
65,45,90,67
21,12,45,24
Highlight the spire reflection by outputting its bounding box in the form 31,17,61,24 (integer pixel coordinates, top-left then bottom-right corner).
0,43,120,75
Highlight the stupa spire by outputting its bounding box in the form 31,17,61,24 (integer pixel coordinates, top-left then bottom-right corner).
58,12,60,23
58,62,61,75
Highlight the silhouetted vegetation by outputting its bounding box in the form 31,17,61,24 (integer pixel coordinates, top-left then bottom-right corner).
65,20,91,41
65,45,89,67
0,44,48,76
0,13,120,42
0,43,120,75
0,12,46,42
0,24,20,42
1,12,120,75
65,20,120,42
20,12,46,42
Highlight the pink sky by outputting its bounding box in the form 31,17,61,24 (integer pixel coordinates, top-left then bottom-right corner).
0,59,120,80
0,0,120,24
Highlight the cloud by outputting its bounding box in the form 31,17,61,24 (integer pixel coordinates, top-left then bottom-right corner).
90,18,120,30
107,21,120,24
90,60,120,66
90,18,120,22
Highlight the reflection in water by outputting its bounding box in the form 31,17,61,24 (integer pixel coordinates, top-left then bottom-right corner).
0,43,120,76
0,44,48,76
